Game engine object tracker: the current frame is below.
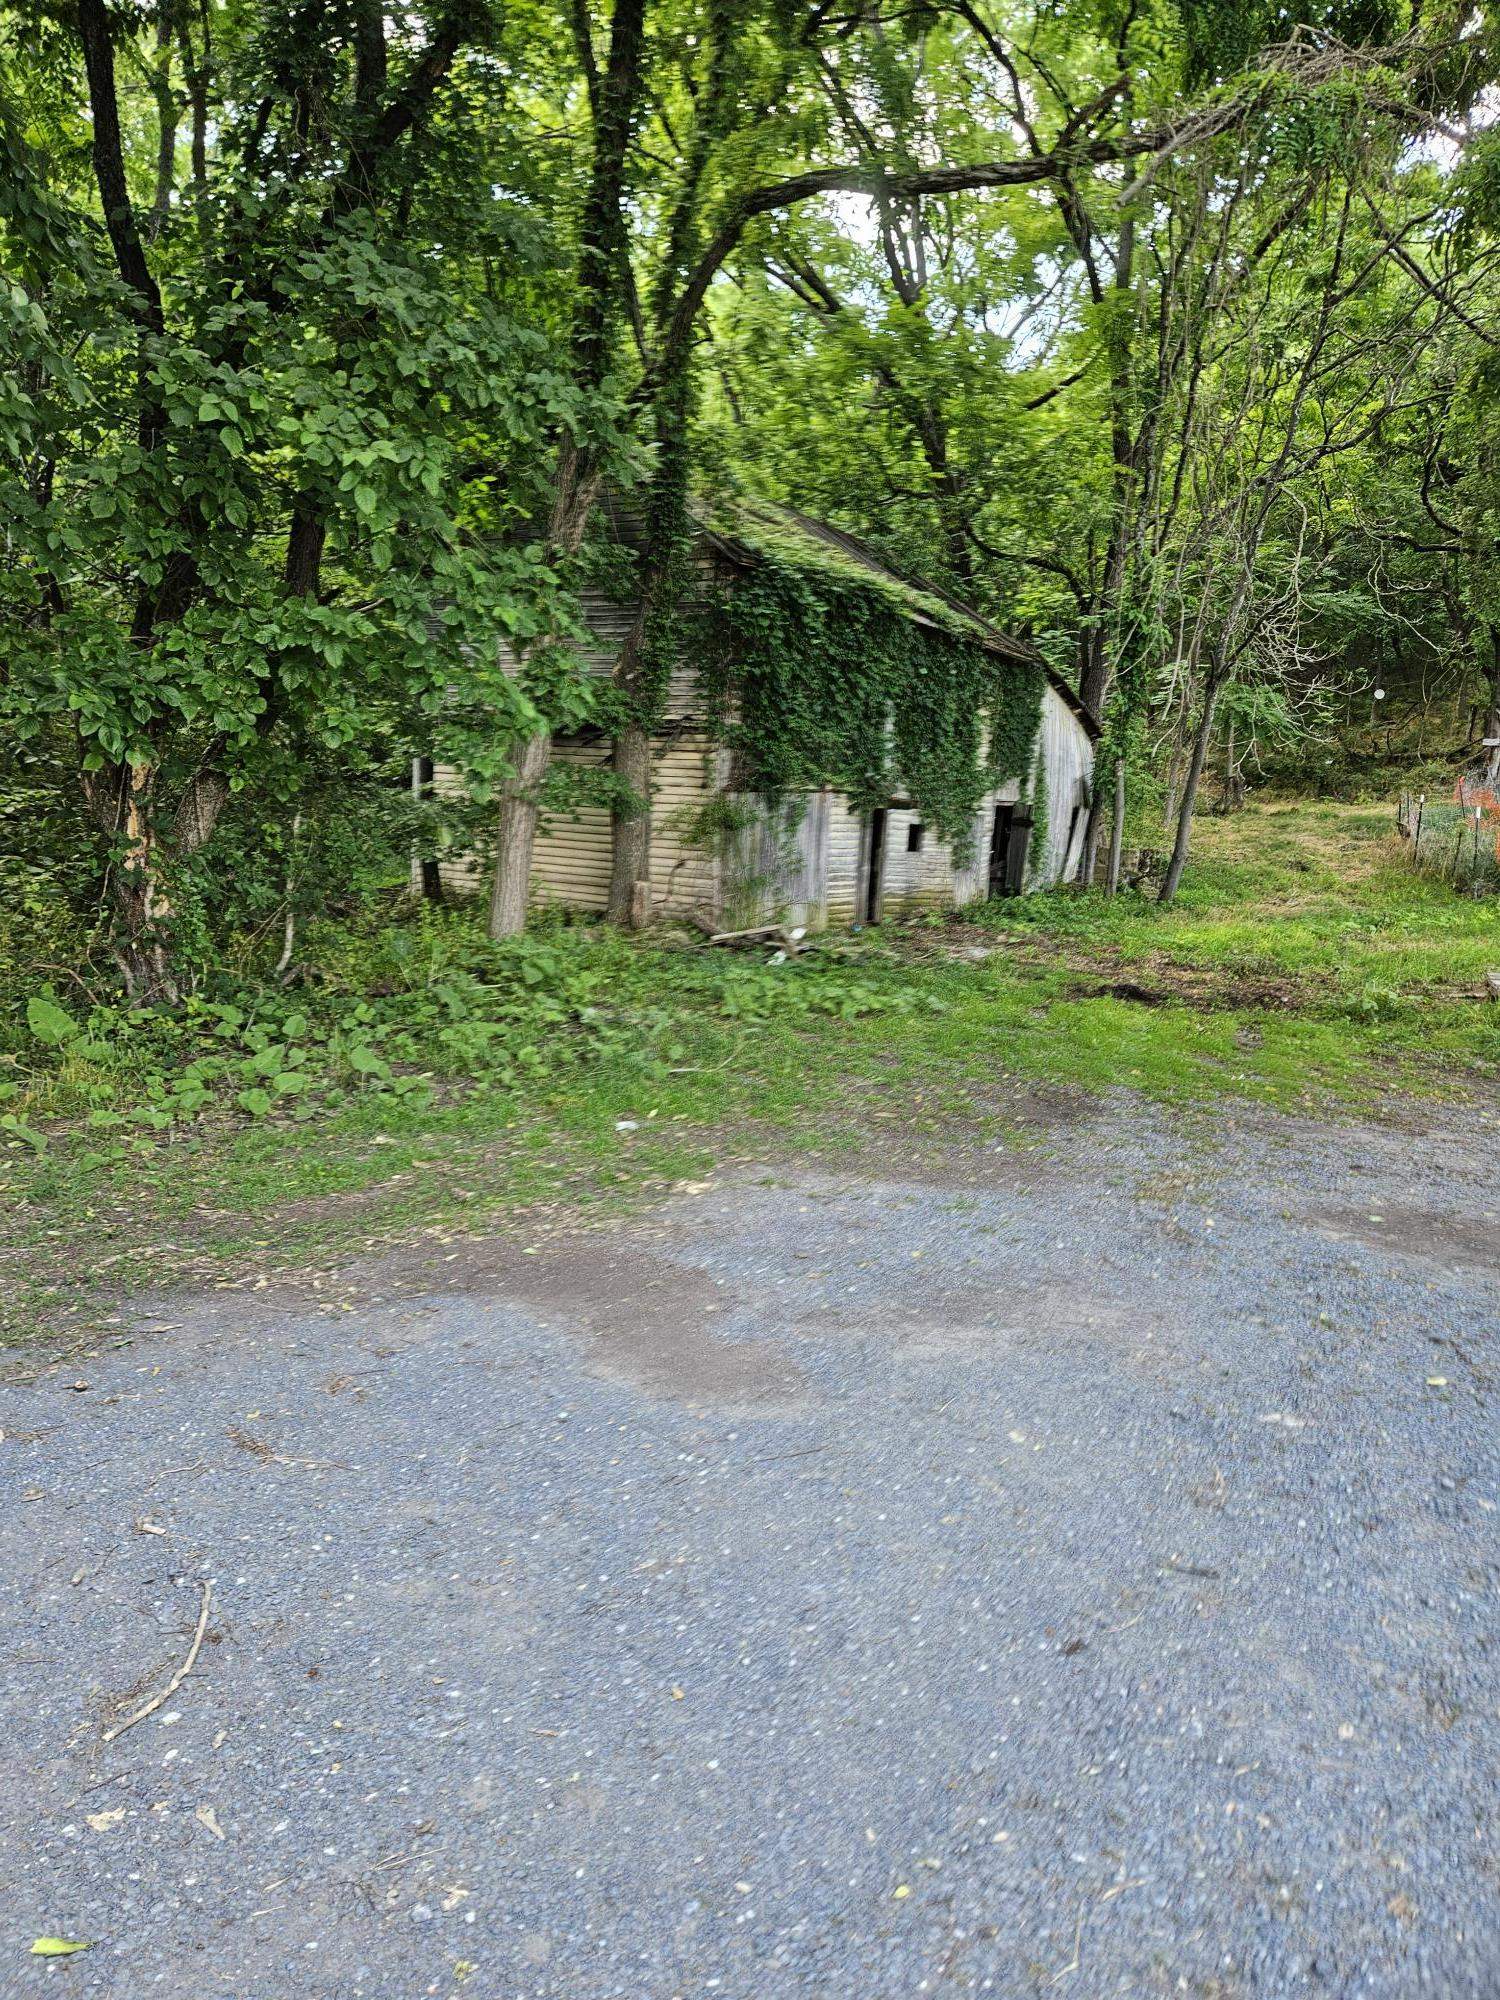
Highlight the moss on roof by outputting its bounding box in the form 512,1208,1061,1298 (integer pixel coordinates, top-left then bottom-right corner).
699,497,1010,652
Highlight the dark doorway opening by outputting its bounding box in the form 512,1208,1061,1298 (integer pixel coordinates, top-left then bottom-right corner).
988,802,1032,898
864,808,888,923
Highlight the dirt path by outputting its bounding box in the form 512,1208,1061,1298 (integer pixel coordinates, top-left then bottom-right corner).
1,1088,1496,1998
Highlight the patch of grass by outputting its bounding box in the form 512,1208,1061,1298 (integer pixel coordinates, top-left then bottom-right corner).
1,801,1496,1344
972,803,1500,1007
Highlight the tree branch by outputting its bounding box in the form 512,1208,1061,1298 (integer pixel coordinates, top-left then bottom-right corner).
645,132,1171,404
1024,363,1089,410
351,0,481,188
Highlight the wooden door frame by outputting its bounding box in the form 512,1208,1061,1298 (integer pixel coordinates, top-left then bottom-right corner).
988,803,1014,898
989,800,1033,897
862,807,888,924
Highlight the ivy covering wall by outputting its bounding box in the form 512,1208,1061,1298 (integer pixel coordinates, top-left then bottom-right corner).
697,507,1047,861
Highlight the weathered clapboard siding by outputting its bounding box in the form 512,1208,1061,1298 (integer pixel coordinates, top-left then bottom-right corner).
574,588,707,723
881,809,928,912
780,790,831,929
430,733,724,918
529,739,613,912
431,761,482,900
526,732,725,917
824,795,866,924
650,736,727,914
1033,685,1094,888
928,794,1003,908
721,791,830,929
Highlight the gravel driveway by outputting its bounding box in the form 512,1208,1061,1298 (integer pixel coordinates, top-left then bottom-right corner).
2,1087,1497,1999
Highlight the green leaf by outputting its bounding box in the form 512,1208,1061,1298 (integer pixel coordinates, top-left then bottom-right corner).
236,1087,273,1117
27,995,79,1046
30,1939,91,1957
346,1045,387,1076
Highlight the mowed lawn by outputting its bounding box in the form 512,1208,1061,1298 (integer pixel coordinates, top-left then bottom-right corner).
2,799,1496,1342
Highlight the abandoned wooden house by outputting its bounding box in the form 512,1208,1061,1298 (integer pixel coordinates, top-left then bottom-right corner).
433,500,1098,929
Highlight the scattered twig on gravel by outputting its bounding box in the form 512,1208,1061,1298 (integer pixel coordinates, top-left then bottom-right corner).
226,1427,351,1470
101,1578,213,1743
1050,1912,1084,1984
1099,1878,1147,1903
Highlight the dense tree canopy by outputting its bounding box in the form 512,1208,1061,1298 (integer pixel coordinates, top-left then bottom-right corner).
4,0,1500,987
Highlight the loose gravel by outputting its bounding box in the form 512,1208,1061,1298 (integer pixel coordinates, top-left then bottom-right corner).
1,1088,1496,1999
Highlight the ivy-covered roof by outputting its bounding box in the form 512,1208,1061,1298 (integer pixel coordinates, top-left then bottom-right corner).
695,497,1098,737
586,487,1099,740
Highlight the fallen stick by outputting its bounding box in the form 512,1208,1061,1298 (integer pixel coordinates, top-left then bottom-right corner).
703,922,792,946
102,1579,213,1743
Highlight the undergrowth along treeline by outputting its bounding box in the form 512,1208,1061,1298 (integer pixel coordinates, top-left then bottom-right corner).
2,806,1497,1345
4,806,1497,1165
0,912,944,1158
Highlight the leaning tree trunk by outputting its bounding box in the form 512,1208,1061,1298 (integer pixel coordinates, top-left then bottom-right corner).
1158,678,1222,906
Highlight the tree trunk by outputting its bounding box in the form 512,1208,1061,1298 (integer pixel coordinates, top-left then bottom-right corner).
84,760,180,1002
1159,678,1222,906
77,750,234,1003
1106,754,1126,896
483,0,650,938
1077,788,1102,887
180,18,207,192
109,844,178,1000
1485,627,1500,783
488,731,553,939
607,721,653,926
148,9,177,239
1077,213,1137,721
483,452,604,938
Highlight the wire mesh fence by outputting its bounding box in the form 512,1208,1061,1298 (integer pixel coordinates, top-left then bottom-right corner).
1397,783,1500,894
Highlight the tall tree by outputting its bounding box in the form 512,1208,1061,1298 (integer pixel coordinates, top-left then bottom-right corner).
2,0,579,994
